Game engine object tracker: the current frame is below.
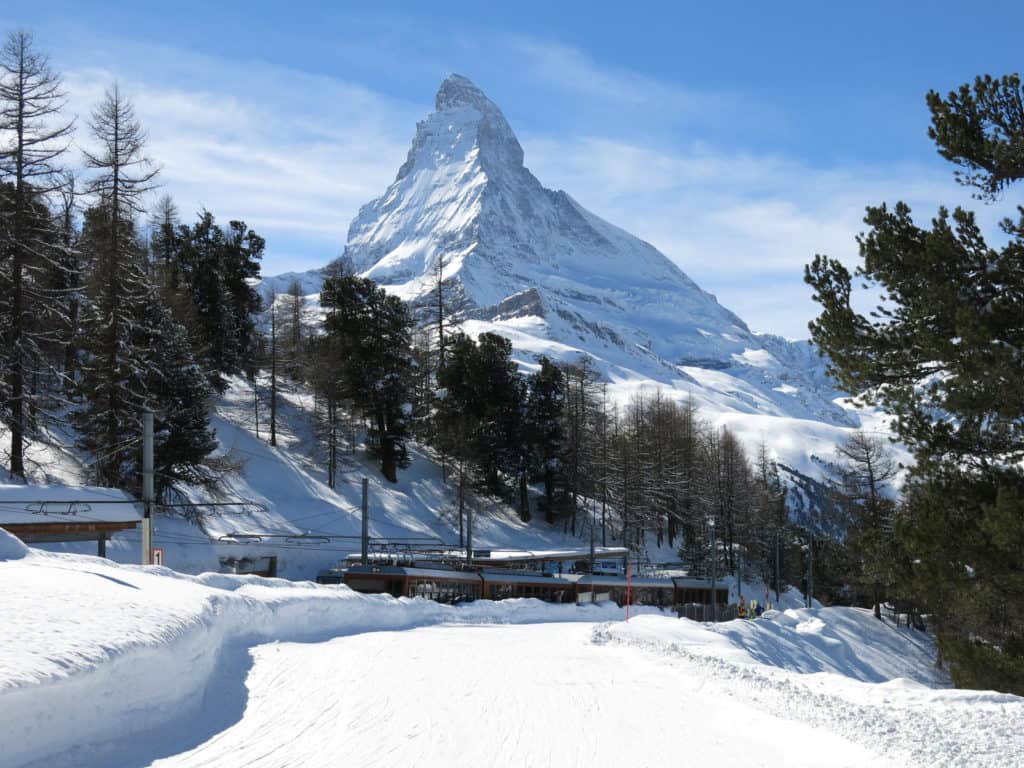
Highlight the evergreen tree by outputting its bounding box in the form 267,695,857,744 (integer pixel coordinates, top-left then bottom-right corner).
320,273,412,482
148,194,180,286
174,210,263,389
805,71,1024,693
526,356,566,524
75,85,159,486
135,287,217,497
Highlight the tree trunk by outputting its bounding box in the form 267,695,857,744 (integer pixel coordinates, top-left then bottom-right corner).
269,303,277,447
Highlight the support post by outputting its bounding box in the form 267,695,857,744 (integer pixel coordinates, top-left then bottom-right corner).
361,478,369,565
709,519,717,623
807,532,814,609
625,557,632,622
737,548,743,603
774,531,782,602
142,410,154,565
466,501,473,566
97,532,106,558
588,500,595,574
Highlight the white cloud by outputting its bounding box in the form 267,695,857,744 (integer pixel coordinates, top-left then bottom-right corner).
521,134,1014,337
60,48,420,272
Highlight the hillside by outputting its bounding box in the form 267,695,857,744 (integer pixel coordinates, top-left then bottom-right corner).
0,375,591,579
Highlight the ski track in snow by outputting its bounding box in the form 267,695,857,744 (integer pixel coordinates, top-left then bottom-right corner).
595,621,1023,768
145,623,883,768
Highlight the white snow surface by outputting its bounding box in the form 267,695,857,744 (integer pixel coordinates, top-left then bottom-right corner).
2,530,1019,768
0,484,141,525
258,74,896,481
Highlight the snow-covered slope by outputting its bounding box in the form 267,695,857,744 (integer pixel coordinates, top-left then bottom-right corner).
2,535,1017,768
264,74,877,479
2,374,588,579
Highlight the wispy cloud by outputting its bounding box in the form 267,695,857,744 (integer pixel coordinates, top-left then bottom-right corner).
522,134,1013,337
60,44,420,270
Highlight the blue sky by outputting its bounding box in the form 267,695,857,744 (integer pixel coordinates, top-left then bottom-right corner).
4,2,1022,337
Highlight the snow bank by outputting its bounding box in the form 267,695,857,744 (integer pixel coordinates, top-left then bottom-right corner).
596,612,1023,768
0,527,28,561
0,546,662,768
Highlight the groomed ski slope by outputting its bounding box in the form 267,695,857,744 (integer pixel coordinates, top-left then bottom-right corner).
2,530,1020,768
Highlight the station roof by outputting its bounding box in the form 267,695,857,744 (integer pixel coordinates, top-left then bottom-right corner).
0,485,142,541
346,546,629,565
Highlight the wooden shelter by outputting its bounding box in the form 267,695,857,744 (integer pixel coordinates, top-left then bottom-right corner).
0,485,142,557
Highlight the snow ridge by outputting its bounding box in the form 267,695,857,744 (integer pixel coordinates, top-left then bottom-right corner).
596,614,1022,768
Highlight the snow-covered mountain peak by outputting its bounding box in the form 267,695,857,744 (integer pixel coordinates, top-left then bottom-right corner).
266,74,876,482
435,73,500,116
393,73,523,188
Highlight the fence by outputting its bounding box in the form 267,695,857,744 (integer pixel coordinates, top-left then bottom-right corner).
676,603,738,622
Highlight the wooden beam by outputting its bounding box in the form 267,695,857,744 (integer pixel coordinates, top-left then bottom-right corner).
1,521,138,543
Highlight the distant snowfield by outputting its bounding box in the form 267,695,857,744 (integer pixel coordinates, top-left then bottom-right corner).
2,531,1019,768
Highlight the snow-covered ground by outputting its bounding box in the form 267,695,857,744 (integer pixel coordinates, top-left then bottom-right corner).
2,530,1019,768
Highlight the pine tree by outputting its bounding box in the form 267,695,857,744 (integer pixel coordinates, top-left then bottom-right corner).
805,71,1024,692
833,430,899,618
135,287,217,497
320,273,412,482
526,356,565,524
75,85,159,486
0,30,74,477
174,210,263,389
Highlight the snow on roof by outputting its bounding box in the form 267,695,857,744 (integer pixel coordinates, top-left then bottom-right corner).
479,571,570,585
0,485,142,526
468,547,628,562
344,547,628,565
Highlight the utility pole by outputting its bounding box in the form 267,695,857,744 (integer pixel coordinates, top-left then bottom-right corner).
361,478,369,565
806,532,814,609
466,502,473,566
709,516,717,622
737,548,743,603
142,410,154,565
589,500,596,574
774,531,782,603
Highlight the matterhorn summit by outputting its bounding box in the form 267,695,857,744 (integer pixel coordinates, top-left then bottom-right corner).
272,74,868,480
